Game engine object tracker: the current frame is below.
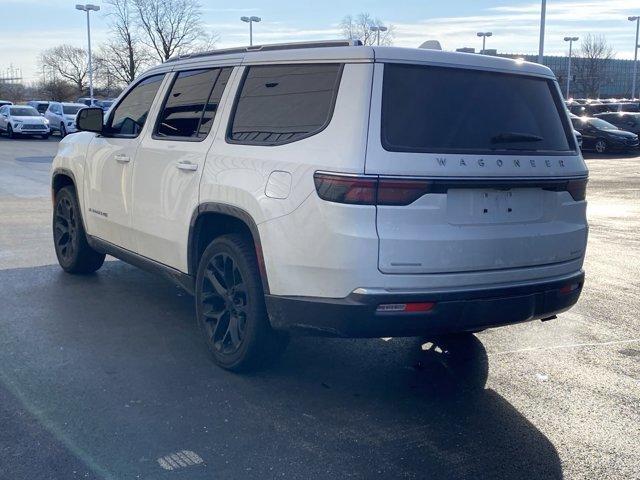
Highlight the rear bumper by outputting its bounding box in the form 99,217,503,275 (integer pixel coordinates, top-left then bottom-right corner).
265,271,584,338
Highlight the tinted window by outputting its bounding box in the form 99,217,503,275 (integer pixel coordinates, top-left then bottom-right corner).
229,64,342,145
382,64,573,154
10,107,39,116
63,105,83,115
108,74,164,137
156,67,231,139
35,103,49,114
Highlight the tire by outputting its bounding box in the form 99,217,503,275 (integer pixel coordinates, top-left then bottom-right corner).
60,123,67,138
595,139,607,154
53,186,105,274
7,124,15,139
196,234,288,372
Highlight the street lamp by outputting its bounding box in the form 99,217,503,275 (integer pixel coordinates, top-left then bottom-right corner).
370,25,388,46
629,16,640,99
75,4,100,104
241,16,261,46
539,0,547,64
564,36,579,99
477,32,493,54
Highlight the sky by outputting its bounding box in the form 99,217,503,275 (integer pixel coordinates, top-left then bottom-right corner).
1,0,639,82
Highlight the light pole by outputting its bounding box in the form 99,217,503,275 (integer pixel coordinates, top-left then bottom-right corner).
477,32,492,54
370,25,388,46
241,16,261,46
564,36,579,99
629,16,640,99
538,0,547,64
75,4,100,104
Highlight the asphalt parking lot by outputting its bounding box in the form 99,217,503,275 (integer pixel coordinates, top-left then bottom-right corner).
0,135,638,480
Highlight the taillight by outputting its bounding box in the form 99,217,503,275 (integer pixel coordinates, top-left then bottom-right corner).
377,179,433,206
313,173,433,206
566,178,588,201
313,173,377,205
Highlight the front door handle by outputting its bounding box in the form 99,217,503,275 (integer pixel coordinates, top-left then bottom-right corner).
114,154,130,164
176,161,198,172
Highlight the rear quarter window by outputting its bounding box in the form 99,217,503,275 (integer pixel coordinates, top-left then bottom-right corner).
227,64,342,146
381,63,575,155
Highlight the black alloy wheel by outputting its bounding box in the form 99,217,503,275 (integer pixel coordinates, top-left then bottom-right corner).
201,252,249,356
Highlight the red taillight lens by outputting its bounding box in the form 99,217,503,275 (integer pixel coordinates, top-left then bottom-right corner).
566,178,588,201
377,179,433,206
559,282,581,295
314,173,433,206
314,173,377,205
376,302,436,313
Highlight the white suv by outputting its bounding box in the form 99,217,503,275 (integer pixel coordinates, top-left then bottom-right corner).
51,41,588,371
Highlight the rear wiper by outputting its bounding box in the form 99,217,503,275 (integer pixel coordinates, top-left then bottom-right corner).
490,132,544,144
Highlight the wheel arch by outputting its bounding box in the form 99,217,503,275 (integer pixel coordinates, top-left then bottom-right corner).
189,203,270,294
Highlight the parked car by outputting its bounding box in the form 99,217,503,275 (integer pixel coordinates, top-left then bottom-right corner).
571,116,639,153
27,100,50,115
0,100,13,107
77,97,98,106
0,104,50,138
617,102,640,113
45,102,85,137
51,41,587,371
594,112,640,135
574,129,583,148
95,99,115,112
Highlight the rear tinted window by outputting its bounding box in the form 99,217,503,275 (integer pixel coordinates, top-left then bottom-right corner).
156,67,232,140
228,64,342,145
381,63,573,154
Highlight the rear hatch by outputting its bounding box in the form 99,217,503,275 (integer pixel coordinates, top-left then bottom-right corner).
366,61,588,275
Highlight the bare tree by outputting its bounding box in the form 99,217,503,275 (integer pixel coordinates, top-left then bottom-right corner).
574,34,615,98
40,45,89,93
132,0,209,62
340,13,394,46
99,0,154,86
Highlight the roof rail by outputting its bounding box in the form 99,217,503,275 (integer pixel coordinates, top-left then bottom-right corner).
165,39,363,63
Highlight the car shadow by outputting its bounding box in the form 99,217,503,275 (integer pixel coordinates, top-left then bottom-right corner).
0,261,563,479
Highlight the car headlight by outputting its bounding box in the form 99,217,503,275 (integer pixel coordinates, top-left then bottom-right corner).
43,119,49,125
67,121,74,126
14,120,22,125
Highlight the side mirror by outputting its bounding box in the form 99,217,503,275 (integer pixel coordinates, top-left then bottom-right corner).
76,107,103,134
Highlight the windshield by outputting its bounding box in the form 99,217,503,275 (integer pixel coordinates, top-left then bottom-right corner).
10,107,40,116
381,63,574,154
63,105,83,115
588,118,619,130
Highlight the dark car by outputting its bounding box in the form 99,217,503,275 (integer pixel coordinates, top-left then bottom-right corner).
571,116,639,153
595,112,640,135
26,100,50,115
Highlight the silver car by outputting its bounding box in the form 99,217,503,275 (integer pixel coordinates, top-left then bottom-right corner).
45,102,85,137
0,105,50,139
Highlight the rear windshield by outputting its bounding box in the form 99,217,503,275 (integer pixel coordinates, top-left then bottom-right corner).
63,105,83,115
10,107,39,116
381,63,574,155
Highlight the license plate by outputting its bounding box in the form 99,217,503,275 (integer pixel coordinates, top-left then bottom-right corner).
447,189,544,225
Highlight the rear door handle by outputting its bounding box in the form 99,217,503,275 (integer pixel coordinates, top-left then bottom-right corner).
176,161,198,172
114,154,130,164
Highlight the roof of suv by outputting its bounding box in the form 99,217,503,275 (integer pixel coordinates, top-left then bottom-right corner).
145,42,554,79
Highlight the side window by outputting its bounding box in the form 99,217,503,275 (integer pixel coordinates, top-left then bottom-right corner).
228,64,342,146
155,67,232,140
107,74,164,137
